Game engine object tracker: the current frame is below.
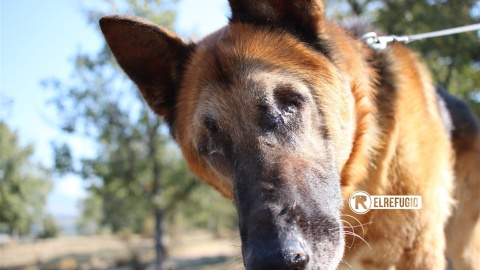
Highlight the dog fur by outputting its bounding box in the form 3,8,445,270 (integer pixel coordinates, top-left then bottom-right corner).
99,1,480,269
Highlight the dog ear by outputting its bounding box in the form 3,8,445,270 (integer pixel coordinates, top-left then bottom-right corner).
100,15,191,120
228,0,327,50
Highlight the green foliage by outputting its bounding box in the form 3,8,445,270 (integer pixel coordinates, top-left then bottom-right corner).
328,0,480,119
375,0,479,112
173,182,238,234
76,193,105,235
84,0,177,29
52,143,74,176
0,121,53,236
37,214,61,239
45,0,237,239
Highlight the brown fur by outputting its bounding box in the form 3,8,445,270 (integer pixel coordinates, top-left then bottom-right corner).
438,86,480,270
100,1,480,269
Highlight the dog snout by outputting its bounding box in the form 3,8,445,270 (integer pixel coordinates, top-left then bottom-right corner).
282,239,310,269
245,238,310,270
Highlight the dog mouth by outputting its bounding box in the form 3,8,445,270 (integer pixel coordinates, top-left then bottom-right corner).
237,202,345,270
232,165,345,269
243,237,311,270
241,227,344,270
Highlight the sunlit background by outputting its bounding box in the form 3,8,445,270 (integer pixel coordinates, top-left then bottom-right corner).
2,0,228,220
1,0,479,269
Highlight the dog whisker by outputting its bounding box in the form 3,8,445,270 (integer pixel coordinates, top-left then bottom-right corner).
341,259,352,269
343,231,371,249
341,214,368,237
342,221,373,229
341,219,356,249
216,255,244,270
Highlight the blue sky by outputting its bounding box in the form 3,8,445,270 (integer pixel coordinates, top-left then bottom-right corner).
1,0,228,218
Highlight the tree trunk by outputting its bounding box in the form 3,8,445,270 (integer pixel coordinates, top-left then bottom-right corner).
146,117,166,270
154,208,166,270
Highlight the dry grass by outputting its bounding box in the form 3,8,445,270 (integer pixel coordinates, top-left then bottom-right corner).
0,231,243,270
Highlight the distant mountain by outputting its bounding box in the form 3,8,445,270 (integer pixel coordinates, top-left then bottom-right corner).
54,215,78,235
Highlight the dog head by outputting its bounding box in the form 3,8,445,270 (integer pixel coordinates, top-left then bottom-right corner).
100,0,367,268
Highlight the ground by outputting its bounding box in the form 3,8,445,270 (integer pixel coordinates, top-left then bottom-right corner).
0,231,243,270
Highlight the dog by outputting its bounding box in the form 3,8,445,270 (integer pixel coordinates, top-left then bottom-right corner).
99,0,480,269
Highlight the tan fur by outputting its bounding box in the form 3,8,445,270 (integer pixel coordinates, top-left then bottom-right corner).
176,23,359,198
446,134,480,270
182,26,457,269
100,2,480,268
340,44,455,269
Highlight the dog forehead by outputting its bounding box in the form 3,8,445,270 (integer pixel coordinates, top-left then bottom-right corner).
191,71,295,126
191,23,326,79
180,23,341,134
188,24,326,99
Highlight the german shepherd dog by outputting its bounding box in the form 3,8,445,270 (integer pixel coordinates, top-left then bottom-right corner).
100,0,480,269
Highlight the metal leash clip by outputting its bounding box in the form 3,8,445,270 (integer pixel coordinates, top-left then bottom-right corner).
360,32,409,49
361,23,480,49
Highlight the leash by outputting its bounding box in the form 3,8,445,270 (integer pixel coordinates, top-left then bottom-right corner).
361,23,480,49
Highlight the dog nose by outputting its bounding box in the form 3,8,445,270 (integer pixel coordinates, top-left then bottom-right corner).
282,240,310,269
246,240,309,270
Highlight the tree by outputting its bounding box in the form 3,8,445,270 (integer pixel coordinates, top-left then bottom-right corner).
37,214,61,239
0,121,54,237
327,0,480,118
375,0,480,116
45,0,236,268
45,0,183,267
76,192,104,235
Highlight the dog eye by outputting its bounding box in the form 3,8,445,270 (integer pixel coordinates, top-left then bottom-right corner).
283,103,297,114
203,117,219,133
198,138,217,155
274,86,305,114
288,94,305,107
